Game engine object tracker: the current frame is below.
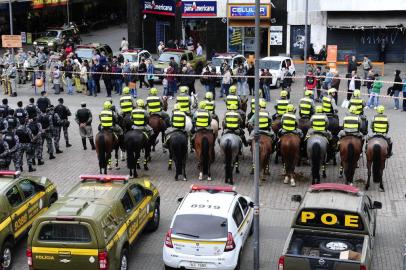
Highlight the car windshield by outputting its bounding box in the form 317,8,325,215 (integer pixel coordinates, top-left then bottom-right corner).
123,53,138,62
38,224,92,243
212,57,231,67
158,53,180,63
76,48,93,59
43,31,58,38
172,214,228,239
260,60,280,70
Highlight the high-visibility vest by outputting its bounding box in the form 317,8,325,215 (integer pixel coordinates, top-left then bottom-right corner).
225,111,239,129
343,115,360,131
176,95,191,112
146,96,162,113
195,110,210,128
372,114,389,134
131,109,146,126
172,111,186,128
120,95,133,113
311,114,327,132
251,98,265,113
100,110,113,127
205,100,215,113
276,99,289,115
259,111,270,129
226,95,239,110
322,96,333,113
282,113,296,131
349,98,364,115
299,97,313,116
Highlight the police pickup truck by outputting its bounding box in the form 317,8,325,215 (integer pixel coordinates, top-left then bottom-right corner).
279,183,382,270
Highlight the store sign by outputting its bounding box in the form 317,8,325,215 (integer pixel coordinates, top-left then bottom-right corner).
143,0,175,16
228,4,270,19
32,0,67,9
182,1,217,17
2,35,22,48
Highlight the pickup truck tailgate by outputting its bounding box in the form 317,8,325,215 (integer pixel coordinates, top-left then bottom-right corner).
284,255,361,270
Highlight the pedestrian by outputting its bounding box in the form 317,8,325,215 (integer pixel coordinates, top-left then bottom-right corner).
39,107,55,160
402,77,406,111
282,68,293,99
331,71,341,104
158,41,165,55
64,59,74,95
221,67,231,98
246,64,255,96
379,39,386,62
315,66,325,101
318,45,327,61
88,61,97,96
366,70,375,96
185,64,196,95
54,98,72,148
196,42,203,56
307,43,315,60
103,64,113,97
207,67,216,99
261,69,271,102
347,70,361,100
392,70,402,110
112,63,123,94
138,59,147,88
166,64,176,98
75,102,95,150
323,67,333,90
146,59,155,88
123,59,132,87
362,55,373,86
80,60,89,94
367,73,383,108
236,65,247,96
93,60,102,94
120,37,129,52
305,70,317,96
52,66,61,94
347,55,359,75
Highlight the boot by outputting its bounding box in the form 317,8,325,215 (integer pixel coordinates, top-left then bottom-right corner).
49,154,56,160
66,141,72,147
38,159,44,165
32,159,36,165
56,149,63,154
89,138,96,150
28,165,36,172
388,141,393,157
82,138,87,150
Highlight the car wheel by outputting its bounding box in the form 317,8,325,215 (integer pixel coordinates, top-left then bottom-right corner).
164,265,175,270
50,193,58,204
234,250,242,270
119,249,129,270
1,241,13,270
146,204,160,232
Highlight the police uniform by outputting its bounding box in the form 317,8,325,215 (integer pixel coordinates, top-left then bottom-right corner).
193,109,212,132
0,139,10,170
222,110,247,146
51,109,62,153
54,103,72,147
164,110,187,148
279,112,303,138
322,95,338,116
131,108,152,139
3,130,20,170
38,111,55,158
307,113,332,141
16,124,35,171
247,109,275,143
299,97,315,118
14,107,28,125
4,114,17,131
0,104,9,118
75,106,95,150
120,95,134,115
247,98,266,121
338,113,363,139
25,103,41,119
369,114,392,156
28,118,43,164
176,94,191,115
146,95,170,128
37,96,51,113
204,99,219,123
225,94,240,110
99,109,123,137
349,97,367,135
273,99,290,120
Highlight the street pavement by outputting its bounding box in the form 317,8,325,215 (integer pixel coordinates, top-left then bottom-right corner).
7,27,406,270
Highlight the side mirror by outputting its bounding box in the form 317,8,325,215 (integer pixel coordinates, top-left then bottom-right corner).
373,201,382,209
291,195,302,203
144,189,154,197
249,201,254,208
177,197,183,203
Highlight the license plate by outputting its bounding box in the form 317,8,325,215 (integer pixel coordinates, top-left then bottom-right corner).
190,262,207,268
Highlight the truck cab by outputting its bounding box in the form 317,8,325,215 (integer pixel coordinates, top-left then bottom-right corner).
279,183,382,270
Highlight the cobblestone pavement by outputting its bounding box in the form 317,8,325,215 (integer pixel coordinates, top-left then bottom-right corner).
7,28,406,270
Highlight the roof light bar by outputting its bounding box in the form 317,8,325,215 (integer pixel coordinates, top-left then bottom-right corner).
310,183,360,194
191,185,236,193
0,170,20,178
80,175,130,182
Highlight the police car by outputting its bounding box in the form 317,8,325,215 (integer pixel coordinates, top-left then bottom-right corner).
163,185,254,270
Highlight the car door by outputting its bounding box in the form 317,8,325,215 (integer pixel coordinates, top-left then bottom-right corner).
232,202,244,250
127,184,149,244
237,197,252,243
6,185,26,238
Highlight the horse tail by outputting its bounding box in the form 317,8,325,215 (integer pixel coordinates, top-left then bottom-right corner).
225,139,232,180
311,142,321,180
346,142,355,181
201,136,209,175
372,144,381,183
173,135,187,177
98,133,106,169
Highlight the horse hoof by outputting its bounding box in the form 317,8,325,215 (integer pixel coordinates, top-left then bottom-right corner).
174,177,178,181
379,187,385,192
284,176,289,184
144,166,149,171
208,177,212,181
198,173,203,181
339,174,343,178
365,185,369,191
236,169,240,174
322,173,327,178
290,179,296,187
163,149,167,153
121,158,125,161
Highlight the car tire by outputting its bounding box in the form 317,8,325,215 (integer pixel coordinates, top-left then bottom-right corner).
146,204,160,232
234,250,242,270
319,240,354,256
50,193,58,204
249,221,253,236
119,248,129,270
1,241,13,270
164,265,175,270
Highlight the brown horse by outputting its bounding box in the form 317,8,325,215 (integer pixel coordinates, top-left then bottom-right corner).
95,129,117,174
250,134,273,181
366,137,388,192
339,135,362,185
280,133,301,186
149,114,166,152
195,130,215,181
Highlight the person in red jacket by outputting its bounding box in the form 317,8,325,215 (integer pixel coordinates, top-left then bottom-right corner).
305,70,317,97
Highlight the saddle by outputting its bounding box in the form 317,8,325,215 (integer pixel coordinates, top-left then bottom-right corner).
132,128,149,141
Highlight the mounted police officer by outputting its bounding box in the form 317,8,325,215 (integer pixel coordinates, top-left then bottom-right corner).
322,88,338,116
99,101,123,138
367,105,392,157
247,99,275,144
14,101,28,125
16,119,35,172
119,86,134,117
299,90,315,119
54,98,72,148
307,105,332,141
25,97,41,119
338,106,363,140
3,120,20,170
28,116,43,165
146,87,170,128
75,102,95,150
176,86,191,116
204,92,218,123
279,104,303,138
39,107,55,160
222,104,248,147
131,99,152,140
49,105,63,154
191,101,213,148
247,89,264,121
349,89,367,135
225,85,240,110
164,103,187,149
273,90,291,120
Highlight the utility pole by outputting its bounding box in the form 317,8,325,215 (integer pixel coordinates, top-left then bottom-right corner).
174,0,183,41
8,0,14,65
303,0,309,76
66,0,70,24
253,0,261,268
128,0,141,48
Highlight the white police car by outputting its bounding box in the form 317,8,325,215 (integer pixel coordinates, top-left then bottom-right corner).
163,185,254,270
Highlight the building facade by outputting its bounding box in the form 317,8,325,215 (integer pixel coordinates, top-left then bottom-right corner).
287,0,406,62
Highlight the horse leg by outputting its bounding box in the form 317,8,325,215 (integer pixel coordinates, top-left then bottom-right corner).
290,174,296,187
365,163,371,190
107,153,112,170
115,149,119,170
182,158,187,181
339,163,343,178
235,157,240,174
207,163,212,181
250,163,254,175
198,160,203,180
129,169,133,177
322,164,327,178
162,131,167,153
379,178,385,192
152,133,156,152
168,150,173,170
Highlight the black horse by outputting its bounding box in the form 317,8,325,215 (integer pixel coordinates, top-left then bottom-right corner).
124,129,151,177
167,131,188,181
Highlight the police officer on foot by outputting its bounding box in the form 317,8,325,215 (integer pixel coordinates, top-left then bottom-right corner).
28,116,43,165
16,119,35,172
75,102,95,150
3,121,20,170
26,97,41,119
0,135,10,170
50,105,63,154
14,101,28,125
54,98,72,147
37,91,51,113
39,107,55,160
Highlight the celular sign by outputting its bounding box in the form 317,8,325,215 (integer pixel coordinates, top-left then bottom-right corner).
228,4,270,18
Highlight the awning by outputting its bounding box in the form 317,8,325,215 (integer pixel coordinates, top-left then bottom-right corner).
328,13,406,28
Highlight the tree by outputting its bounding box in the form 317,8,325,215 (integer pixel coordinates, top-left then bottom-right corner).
128,0,141,48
